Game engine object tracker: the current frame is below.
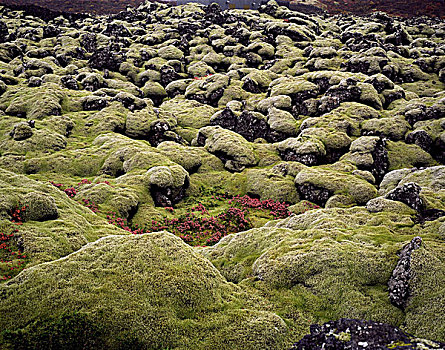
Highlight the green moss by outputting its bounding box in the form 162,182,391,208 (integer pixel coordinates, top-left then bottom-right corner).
404,245,445,341
194,126,258,172
270,77,319,98
146,164,189,189
276,136,326,161
358,82,383,110
158,45,184,60
0,169,123,266
201,207,424,331
22,192,58,221
361,116,410,141
157,142,203,173
246,169,299,204
187,61,215,78
267,107,298,136
86,102,127,135
295,167,378,204
386,141,437,171
401,79,445,97
0,233,287,350
184,73,230,103
0,83,65,120
161,97,216,129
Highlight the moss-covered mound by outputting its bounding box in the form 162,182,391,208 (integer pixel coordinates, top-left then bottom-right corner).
0,0,444,348
0,232,287,350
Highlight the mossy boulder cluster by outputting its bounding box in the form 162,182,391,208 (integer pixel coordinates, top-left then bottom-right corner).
0,1,444,349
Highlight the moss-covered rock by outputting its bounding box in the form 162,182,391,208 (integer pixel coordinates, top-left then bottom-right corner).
0,83,65,119
157,141,203,173
22,192,59,221
276,136,326,166
269,77,319,104
185,73,230,107
246,168,299,204
295,167,378,205
0,233,287,350
194,126,258,172
386,141,437,171
361,116,410,141
161,97,216,129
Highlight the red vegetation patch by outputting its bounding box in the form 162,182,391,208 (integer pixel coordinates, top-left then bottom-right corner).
50,178,111,212
106,195,294,246
9,204,28,225
1,206,29,281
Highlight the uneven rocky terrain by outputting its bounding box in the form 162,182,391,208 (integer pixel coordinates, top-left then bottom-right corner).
0,1,444,349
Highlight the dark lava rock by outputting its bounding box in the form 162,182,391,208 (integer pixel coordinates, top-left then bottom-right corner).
211,109,272,142
113,92,146,111
405,103,445,126
150,178,189,208
290,317,445,350
210,107,237,130
405,130,433,153
43,25,61,38
147,121,183,147
433,134,445,164
383,89,405,109
27,76,42,87
88,47,124,71
315,95,341,115
61,75,79,90
388,236,422,309
280,149,321,166
242,77,262,93
325,79,361,104
204,3,225,26
103,23,131,37
188,88,225,108
159,65,182,87
419,209,445,223
296,183,332,206
236,111,270,142
370,136,389,184
386,182,424,212
82,96,108,111
80,33,97,53
0,21,9,43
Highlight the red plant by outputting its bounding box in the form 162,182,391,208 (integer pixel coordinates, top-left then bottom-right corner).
0,228,28,281
81,198,99,213
228,195,291,219
9,204,28,225
64,187,77,198
77,179,92,185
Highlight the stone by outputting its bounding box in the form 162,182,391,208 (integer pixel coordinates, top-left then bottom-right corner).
388,236,422,309
22,192,59,221
10,122,33,141
290,318,444,350
385,182,424,212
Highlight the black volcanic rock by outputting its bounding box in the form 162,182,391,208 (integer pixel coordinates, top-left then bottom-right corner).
88,47,125,71
290,318,445,350
386,182,424,212
0,21,9,43
388,236,422,309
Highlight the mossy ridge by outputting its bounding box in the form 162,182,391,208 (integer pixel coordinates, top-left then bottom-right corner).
0,232,288,350
0,169,123,267
387,141,437,171
201,207,443,341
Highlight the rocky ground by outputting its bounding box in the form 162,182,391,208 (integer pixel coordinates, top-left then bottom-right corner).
0,1,444,349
